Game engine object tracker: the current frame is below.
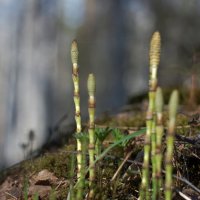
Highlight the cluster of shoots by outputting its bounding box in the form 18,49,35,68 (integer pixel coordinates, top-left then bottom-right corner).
71,40,106,200
70,33,179,200
140,32,179,200
140,31,161,200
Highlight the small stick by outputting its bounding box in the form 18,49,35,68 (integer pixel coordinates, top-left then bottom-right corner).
175,189,191,200
4,192,18,200
111,150,134,182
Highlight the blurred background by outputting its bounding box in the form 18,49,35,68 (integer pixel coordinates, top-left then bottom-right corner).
1,0,200,168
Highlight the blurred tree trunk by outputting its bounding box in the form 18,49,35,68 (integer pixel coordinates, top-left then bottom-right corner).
4,0,58,166
78,0,127,114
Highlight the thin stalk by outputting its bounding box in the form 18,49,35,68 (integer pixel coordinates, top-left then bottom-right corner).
94,128,111,189
140,31,161,200
165,90,179,200
95,138,102,188
95,139,101,157
87,74,96,199
95,128,111,157
155,87,164,198
150,31,161,200
75,133,88,200
71,40,82,180
111,150,134,182
69,146,76,200
151,114,157,200
81,134,88,199
140,117,151,200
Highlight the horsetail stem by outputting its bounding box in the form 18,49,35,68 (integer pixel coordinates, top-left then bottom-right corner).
69,145,76,200
71,40,82,180
150,31,161,200
155,87,164,198
140,31,161,200
140,119,151,200
75,133,88,200
87,73,96,199
165,90,179,200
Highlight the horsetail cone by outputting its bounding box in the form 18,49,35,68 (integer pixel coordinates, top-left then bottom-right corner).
149,31,161,90
71,40,79,65
150,31,161,67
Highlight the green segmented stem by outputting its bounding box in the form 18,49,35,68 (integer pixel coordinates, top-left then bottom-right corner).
75,133,88,200
87,74,96,199
71,40,82,180
151,32,161,200
155,87,164,198
151,113,157,200
165,90,179,200
140,31,161,200
140,119,151,200
69,145,76,200
155,87,163,114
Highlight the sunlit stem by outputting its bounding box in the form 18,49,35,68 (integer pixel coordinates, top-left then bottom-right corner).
155,87,164,198
140,31,161,200
165,90,179,200
71,40,82,180
88,74,96,199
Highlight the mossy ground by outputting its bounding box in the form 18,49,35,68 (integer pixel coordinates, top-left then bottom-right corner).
1,94,200,199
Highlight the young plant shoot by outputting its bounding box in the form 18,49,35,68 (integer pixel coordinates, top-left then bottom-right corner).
165,90,179,200
140,31,161,200
87,73,96,199
71,40,82,180
155,87,164,198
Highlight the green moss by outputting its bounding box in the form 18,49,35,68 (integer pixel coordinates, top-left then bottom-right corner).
176,114,188,126
24,144,76,179
98,112,146,128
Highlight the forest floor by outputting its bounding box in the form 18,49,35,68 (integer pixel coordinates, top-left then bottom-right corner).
0,95,200,200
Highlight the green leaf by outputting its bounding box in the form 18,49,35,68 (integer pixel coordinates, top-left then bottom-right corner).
95,127,112,142
88,128,146,171
74,132,88,143
33,193,39,200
